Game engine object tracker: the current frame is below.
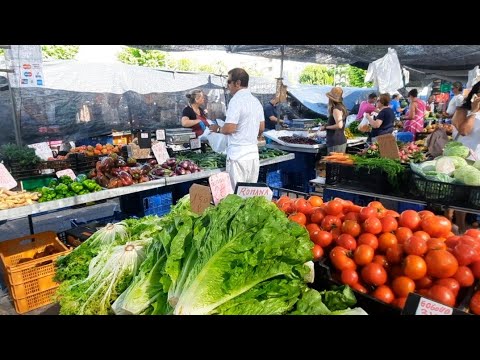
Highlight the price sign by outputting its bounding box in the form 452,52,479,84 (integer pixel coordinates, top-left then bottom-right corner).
152,142,170,165
401,292,468,315
156,129,166,141
376,134,400,160
189,184,213,214
28,142,53,160
190,138,201,150
208,172,233,205
0,164,17,190
235,182,273,201
56,168,76,181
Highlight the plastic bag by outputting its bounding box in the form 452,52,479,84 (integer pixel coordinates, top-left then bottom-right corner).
206,132,227,154
365,48,404,93
357,114,370,133
345,114,357,128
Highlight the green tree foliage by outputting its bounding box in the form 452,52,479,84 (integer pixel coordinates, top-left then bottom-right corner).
41,45,79,60
347,65,373,88
299,65,334,85
118,47,167,68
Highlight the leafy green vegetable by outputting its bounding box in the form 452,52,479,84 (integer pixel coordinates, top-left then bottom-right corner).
443,144,470,158
290,288,331,315
0,143,41,167
318,285,356,311
290,286,357,315
351,155,405,190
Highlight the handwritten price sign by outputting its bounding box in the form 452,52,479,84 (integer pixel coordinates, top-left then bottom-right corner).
152,142,169,165
209,172,233,205
0,164,17,190
415,297,453,315
56,169,76,181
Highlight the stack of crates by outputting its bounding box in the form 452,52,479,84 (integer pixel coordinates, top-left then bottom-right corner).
259,164,284,198
120,187,173,218
0,232,71,314
280,152,316,193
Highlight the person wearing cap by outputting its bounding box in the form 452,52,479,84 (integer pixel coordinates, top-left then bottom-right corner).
319,86,348,154
442,82,464,120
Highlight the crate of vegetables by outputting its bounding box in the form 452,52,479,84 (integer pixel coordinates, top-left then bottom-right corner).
0,231,71,313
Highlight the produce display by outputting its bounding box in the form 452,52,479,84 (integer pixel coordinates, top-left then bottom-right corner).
0,188,40,209
358,142,426,164
345,121,364,139
149,158,201,178
89,154,151,188
69,143,123,157
259,148,288,159
278,136,319,145
176,152,226,169
37,176,102,202
54,195,361,315
0,144,42,168
276,195,480,313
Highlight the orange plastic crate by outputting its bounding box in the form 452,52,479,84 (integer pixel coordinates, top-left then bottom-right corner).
9,274,59,299
0,231,70,286
13,286,59,314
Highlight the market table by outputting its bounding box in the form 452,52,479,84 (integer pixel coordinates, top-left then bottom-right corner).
0,154,296,232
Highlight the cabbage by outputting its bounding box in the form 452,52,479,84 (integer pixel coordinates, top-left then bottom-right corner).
474,161,480,171
419,160,437,173
444,141,463,149
436,157,455,175
453,165,480,186
437,156,468,169
443,145,470,158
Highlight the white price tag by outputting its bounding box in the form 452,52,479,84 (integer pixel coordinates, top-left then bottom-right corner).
208,172,233,205
0,164,17,190
190,138,201,150
56,169,76,181
141,132,149,139
156,130,166,141
152,142,170,165
415,297,453,315
28,142,53,161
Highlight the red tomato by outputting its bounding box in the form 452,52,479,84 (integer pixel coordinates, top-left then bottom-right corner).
435,278,460,298
347,204,363,213
426,238,447,252
403,236,428,256
293,198,309,214
330,246,356,271
391,297,407,309
363,217,383,235
280,201,295,214
428,285,456,307
341,269,359,286
418,210,435,221
373,255,389,269
312,244,323,260
378,232,398,252
453,266,475,287
330,228,342,242
372,285,395,304
351,282,368,293
310,208,326,225
307,195,323,208
344,212,361,222
398,210,421,231
469,291,480,315
336,233,357,251
465,229,480,241
445,235,461,250
384,210,400,218
321,215,342,231
421,216,452,238
470,260,480,279
325,200,344,216
359,206,377,221
413,231,431,241
353,244,375,266
392,276,416,298
403,255,427,280
386,244,404,264
361,263,387,286
380,216,398,233
341,220,361,237
415,276,434,290
390,264,405,279
276,196,291,208
306,223,321,239
288,212,307,226
395,227,413,245
312,230,333,248
425,250,459,279
357,233,378,250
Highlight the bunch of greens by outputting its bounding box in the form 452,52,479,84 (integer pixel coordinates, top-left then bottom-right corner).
351,155,406,190
290,286,357,315
347,121,364,138
0,144,41,167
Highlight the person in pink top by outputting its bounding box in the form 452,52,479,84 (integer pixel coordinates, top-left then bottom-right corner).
402,89,426,135
355,93,378,120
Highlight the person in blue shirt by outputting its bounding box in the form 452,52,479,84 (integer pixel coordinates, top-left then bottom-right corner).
390,94,404,118
264,97,282,130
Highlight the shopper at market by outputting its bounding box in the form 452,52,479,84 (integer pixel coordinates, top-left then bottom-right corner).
355,93,378,120
446,81,480,233
390,94,404,119
181,89,210,137
208,68,265,189
319,86,348,154
366,93,395,142
401,89,426,136
442,81,464,120
264,96,282,130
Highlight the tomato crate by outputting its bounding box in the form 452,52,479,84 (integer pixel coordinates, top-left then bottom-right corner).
0,231,71,313
312,260,401,315
73,153,101,174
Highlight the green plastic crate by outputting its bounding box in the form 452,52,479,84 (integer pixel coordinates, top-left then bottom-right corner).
20,175,55,191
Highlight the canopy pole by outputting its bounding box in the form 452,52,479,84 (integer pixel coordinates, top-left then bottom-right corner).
1,68,22,146
279,45,285,79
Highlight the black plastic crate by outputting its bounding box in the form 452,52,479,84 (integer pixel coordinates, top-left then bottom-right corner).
73,153,100,174
409,172,467,207
325,162,395,195
7,163,42,180
40,157,76,173
282,169,316,193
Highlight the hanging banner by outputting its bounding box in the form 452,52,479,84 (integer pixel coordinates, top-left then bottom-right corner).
5,45,45,88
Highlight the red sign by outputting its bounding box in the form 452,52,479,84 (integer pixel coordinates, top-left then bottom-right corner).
415,297,453,315
22,64,32,69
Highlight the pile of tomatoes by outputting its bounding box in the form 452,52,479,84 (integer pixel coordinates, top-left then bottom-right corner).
275,195,480,313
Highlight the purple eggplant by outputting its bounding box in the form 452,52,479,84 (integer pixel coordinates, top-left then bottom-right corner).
176,166,186,176
148,159,157,166
140,164,152,175
161,162,170,169
166,158,177,167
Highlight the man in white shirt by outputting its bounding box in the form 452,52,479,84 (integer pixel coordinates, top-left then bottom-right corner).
443,82,465,120
209,68,265,189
